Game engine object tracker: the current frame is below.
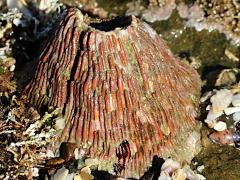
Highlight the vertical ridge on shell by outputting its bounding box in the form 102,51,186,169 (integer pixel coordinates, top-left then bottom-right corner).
23,8,201,178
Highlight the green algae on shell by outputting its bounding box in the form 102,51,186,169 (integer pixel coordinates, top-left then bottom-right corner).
23,8,202,178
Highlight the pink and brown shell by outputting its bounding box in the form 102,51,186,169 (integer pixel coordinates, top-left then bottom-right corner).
23,8,201,178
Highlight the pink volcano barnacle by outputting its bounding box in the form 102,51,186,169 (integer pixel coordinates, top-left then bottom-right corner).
23,8,202,178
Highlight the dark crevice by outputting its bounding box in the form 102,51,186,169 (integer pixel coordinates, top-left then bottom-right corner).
201,65,228,94
140,155,164,180
90,16,132,32
86,31,91,51
63,30,86,115
79,30,86,51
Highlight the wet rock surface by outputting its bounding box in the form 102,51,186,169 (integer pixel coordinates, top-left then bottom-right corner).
193,126,240,180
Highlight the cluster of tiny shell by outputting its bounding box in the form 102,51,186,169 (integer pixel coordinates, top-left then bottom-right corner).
202,86,240,147
158,158,205,180
198,0,240,35
51,166,94,180
0,9,20,70
0,93,61,179
142,0,176,22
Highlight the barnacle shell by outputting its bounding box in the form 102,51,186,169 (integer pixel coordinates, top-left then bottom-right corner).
23,8,201,178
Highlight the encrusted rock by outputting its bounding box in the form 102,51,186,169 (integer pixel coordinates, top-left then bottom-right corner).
23,8,201,178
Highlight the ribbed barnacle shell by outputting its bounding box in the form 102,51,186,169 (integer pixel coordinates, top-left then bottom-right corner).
23,8,201,178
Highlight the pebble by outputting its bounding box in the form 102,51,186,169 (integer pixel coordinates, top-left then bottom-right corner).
210,89,233,113
204,110,223,127
224,106,240,115
197,165,205,173
213,121,227,131
158,171,171,180
65,173,75,180
232,94,240,107
2,57,16,67
215,69,238,87
172,169,187,180
206,105,211,111
9,65,15,71
53,167,69,180
161,158,181,174
233,111,240,122
54,116,65,130
79,166,94,180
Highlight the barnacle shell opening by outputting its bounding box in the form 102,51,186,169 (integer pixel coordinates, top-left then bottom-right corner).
22,8,202,178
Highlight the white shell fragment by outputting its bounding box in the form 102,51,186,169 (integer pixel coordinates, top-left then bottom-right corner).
200,91,213,103
204,110,223,127
161,158,181,174
10,65,15,72
158,171,171,180
65,173,75,180
197,165,205,173
182,165,206,180
210,89,233,114
232,94,240,107
224,107,240,115
172,169,187,180
213,121,227,131
206,105,211,111
233,112,240,122
53,167,69,180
